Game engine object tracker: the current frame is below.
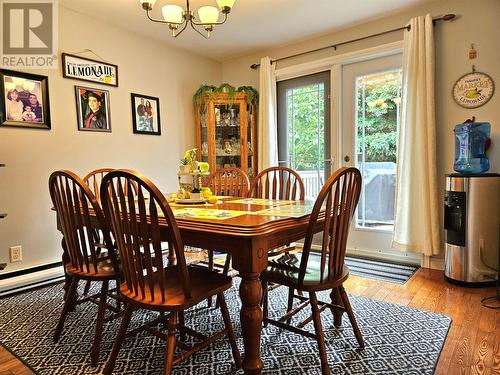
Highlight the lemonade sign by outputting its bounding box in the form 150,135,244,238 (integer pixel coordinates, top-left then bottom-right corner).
453,72,494,109
62,53,118,87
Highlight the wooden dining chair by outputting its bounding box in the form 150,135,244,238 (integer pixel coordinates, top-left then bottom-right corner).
261,167,364,375
207,166,250,198
100,169,241,375
80,168,116,295
49,170,122,366
249,166,305,261
83,168,116,202
248,166,305,201
82,168,140,295
203,167,250,306
83,168,140,201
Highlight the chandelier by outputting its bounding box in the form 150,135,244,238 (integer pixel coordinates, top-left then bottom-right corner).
139,0,236,38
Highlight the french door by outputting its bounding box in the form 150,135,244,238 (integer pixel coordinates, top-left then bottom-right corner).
277,71,331,199
341,53,403,254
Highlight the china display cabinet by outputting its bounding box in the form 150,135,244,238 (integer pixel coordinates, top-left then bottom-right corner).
195,92,257,178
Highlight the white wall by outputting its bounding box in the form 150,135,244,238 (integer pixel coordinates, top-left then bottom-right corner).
221,0,500,259
0,6,222,272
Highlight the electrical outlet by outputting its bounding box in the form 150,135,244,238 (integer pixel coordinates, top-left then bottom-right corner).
9,246,22,262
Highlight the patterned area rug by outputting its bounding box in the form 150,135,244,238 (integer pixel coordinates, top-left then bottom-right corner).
0,280,451,374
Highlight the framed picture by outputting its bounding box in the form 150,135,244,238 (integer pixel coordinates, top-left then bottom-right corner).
62,53,118,87
75,86,111,132
131,93,161,135
0,69,51,130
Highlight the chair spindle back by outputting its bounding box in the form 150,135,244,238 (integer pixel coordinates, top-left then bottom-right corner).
83,168,114,201
49,170,116,274
206,167,250,197
249,166,305,200
300,167,362,282
100,169,190,303
84,168,138,201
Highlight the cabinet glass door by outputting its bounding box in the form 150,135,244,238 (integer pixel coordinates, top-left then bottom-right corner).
200,106,209,163
214,103,242,170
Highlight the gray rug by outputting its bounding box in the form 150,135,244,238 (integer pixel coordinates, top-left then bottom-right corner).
0,279,450,374
344,257,419,284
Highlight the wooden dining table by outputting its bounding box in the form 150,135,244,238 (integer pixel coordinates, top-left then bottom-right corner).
171,198,326,374
59,197,324,374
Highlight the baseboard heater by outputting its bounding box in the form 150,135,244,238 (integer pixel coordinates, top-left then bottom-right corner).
0,262,64,298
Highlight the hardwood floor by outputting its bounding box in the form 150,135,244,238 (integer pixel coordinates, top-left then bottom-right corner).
0,268,498,374
0,347,33,375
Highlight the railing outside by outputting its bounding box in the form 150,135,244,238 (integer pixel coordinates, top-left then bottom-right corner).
297,170,324,200
297,163,395,228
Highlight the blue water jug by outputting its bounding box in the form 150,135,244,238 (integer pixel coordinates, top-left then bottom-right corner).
454,122,491,173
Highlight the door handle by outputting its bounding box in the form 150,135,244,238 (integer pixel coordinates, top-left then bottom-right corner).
344,155,350,162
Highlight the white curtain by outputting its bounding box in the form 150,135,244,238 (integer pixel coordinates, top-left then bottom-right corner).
392,14,440,256
257,56,279,170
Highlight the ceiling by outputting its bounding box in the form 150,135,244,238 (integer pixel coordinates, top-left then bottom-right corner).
60,0,433,61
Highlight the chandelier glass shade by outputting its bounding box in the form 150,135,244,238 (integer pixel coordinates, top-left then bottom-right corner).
139,0,236,38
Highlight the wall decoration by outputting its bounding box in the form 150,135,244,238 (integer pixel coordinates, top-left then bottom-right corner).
62,53,118,87
468,44,477,60
75,86,111,132
452,71,495,109
0,69,51,130
131,93,161,135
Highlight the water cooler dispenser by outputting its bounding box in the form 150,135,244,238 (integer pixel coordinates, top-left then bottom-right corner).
444,173,500,285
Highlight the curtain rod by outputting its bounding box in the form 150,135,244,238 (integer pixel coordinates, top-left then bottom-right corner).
250,14,456,70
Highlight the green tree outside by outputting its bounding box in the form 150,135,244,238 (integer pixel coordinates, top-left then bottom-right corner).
356,73,400,163
285,71,400,170
287,85,325,171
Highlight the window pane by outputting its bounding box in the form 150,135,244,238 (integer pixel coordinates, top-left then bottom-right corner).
355,69,401,230
285,83,325,199
277,72,330,201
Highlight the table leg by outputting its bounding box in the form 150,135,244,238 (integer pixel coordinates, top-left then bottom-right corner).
167,244,176,266
61,237,77,311
239,272,264,374
61,238,71,299
330,286,344,327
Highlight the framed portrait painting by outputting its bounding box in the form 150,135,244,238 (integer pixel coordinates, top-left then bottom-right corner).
131,93,161,135
75,86,111,132
0,69,51,130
